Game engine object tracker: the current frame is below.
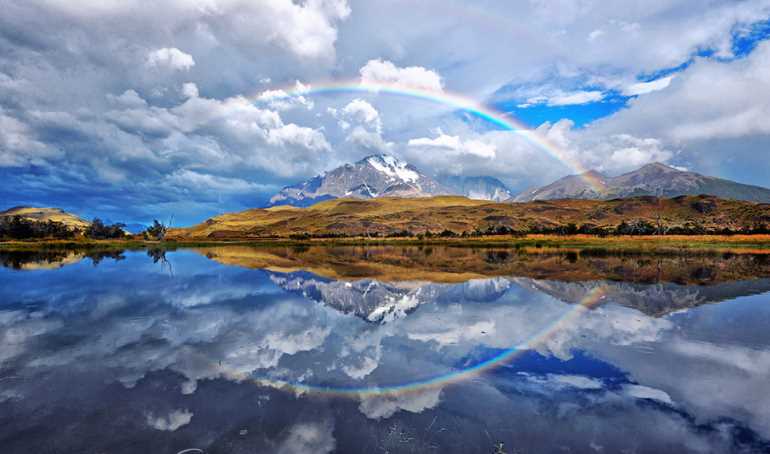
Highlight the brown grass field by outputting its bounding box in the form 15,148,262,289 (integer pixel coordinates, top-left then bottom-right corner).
167,195,770,241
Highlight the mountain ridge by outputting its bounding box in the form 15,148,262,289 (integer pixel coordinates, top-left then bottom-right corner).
514,162,770,202
269,154,514,206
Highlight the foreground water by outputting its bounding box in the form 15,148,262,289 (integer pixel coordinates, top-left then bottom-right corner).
1,246,770,453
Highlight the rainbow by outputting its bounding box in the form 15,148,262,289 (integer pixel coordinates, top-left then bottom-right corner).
252,80,606,194
229,284,610,398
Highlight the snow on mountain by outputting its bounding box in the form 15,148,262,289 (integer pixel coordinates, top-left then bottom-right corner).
268,155,516,207
268,154,452,207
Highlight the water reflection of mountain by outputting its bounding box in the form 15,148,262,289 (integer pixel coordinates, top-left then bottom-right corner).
269,271,511,322
2,248,770,452
516,278,770,317
271,268,770,320
6,245,770,319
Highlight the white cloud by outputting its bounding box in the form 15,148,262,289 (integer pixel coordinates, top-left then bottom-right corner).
623,384,674,405
106,89,148,108
261,0,351,59
330,98,392,151
580,40,770,180
550,374,604,390
0,110,60,167
266,123,330,152
340,98,382,131
548,90,605,106
101,83,331,177
360,59,443,91
181,82,199,99
587,29,605,42
408,132,496,159
276,419,336,454
257,81,315,111
516,119,676,175
146,48,196,71
622,76,674,96
358,388,442,419
517,90,605,108
146,409,193,431
166,169,274,193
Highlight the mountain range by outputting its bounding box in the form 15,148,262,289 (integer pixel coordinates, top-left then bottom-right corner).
515,162,770,202
270,156,770,207
268,154,512,206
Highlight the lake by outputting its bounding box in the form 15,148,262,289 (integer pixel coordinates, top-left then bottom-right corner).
1,246,770,453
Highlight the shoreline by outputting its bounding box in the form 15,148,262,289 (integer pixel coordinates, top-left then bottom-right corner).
3,234,770,252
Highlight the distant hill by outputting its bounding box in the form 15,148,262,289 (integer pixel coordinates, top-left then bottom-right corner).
170,194,770,240
0,206,90,230
514,162,770,203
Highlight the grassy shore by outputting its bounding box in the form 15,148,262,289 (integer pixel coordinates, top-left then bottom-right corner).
3,234,770,252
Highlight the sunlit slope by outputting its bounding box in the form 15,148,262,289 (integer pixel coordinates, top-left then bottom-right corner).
0,206,90,230
170,195,770,240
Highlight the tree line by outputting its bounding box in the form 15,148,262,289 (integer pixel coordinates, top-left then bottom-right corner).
0,216,129,240
0,216,171,241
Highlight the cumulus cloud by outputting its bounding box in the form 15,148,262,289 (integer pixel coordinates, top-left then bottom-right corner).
329,98,392,151
165,169,275,194
0,110,60,167
407,132,496,158
360,59,443,91
358,388,442,419
2,0,770,221
276,419,336,454
619,41,770,142
257,81,315,111
146,409,193,431
146,48,196,71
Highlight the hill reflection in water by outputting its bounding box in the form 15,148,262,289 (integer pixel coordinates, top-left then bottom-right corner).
0,246,769,453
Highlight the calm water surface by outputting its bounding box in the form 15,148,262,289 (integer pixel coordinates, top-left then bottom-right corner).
1,246,770,453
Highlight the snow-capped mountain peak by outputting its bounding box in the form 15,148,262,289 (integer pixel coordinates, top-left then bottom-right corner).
268,154,515,207
365,154,420,184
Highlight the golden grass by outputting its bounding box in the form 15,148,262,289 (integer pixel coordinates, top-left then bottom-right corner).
169,195,770,241
192,244,770,287
0,207,90,229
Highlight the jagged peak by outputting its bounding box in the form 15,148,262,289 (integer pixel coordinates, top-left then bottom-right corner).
359,153,402,164
637,162,679,172
362,154,420,183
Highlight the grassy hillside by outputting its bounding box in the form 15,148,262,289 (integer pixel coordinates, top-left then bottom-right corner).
0,206,90,230
170,195,770,240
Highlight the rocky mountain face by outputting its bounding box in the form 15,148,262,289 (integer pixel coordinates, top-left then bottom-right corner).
269,154,452,207
514,162,770,203
438,175,513,202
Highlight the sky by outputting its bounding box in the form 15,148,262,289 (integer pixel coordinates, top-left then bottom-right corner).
1,0,770,225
